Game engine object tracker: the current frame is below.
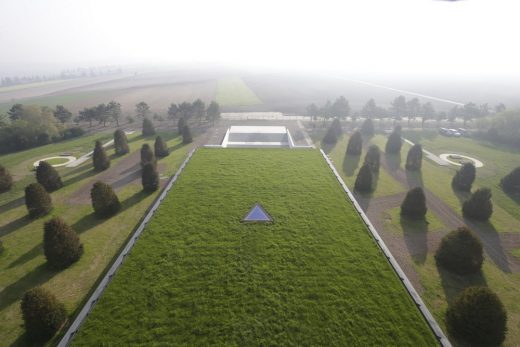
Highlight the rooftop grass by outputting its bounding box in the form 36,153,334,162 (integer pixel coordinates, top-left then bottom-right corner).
74,148,436,346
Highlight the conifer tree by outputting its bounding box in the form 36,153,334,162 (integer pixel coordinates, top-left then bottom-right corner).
360,118,374,136
331,117,342,137
113,129,129,155
405,144,423,171
452,162,476,192
142,162,159,192
435,226,483,275
354,164,373,193
182,125,193,144
141,143,156,168
385,130,402,154
462,188,493,221
500,166,520,194
43,217,83,269
93,140,110,171
346,131,363,155
142,117,156,136
322,124,337,145
90,181,121,218
401,187,427,219
25,183,52,218
0,164,13,193
177,117,186,135
364,145,380,174
36,161,63,192
154,136,169,157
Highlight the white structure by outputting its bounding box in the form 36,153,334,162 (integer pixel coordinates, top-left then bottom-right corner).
221,126,295,148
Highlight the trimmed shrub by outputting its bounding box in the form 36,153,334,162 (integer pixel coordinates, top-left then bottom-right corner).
322,125,337,145
43,217,83,269
0,164,13,193
90,181,121,218
142,162,159,192
154,136,169,157
354,164,373,193
360,118,374,136
435,226,483,275
331,117,342,137
501,166,520,194
385,131,402,154
401,187,427,219
25,183,52,218
36,161,63,192
141,143,157,168
21,287,67,342
92,140,110,171
452,162,476,192
113,129,129,155
142,118,156,136
364,145,380,175
462,188,493,221
346,131,363,155
446,286,507,347
182,125,193,144
177,117,186,135
405,144,423,171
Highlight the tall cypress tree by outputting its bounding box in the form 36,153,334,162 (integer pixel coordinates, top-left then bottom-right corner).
385,130,402,154
452,162,476,192
142,162,159,192
346,131,363,155
36,161,63,192
141,143,157,168
354,164,373,193
93,140,110,171
154,136,169,157
113,129,129,155
177,117,186,135
462,188,493,221
142,118,156,136
0,164,13,193
401,187,427,219
90,181,121,218
364,145,380,174
322,125,337,145
405,144,423,171
182,125,193,144
500,166,520,194
360,118,374,136
25,183,53,218
43,217,83,269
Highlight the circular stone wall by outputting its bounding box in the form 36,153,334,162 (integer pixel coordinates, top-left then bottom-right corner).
439,153,484,168
33,156,77,168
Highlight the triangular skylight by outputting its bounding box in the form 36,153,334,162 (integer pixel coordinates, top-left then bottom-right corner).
242,203,273,223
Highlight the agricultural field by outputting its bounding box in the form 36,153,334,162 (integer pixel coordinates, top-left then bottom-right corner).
0,129,191,346
215,77,262,107
317,128,520,345
73,148,436,346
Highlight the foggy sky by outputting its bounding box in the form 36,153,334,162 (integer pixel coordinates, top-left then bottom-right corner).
1,0,519,78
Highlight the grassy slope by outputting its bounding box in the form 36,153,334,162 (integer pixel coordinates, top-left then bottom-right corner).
0,130,191,346
216,77,262,106
74,148,436,346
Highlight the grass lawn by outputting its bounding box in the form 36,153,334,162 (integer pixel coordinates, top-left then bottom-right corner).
384,207,445,234
74,148,436,346
216,77,262,106
0,130,191,346
0,79,68,93
324,134,405,198
38,157,71,166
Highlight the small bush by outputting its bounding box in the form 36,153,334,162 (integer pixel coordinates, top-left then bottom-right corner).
142,118,156,136
36,161,63,192
90,181,121,218
43,217,83,269
354,164,373,193
182,125,193,144
142,162,159,192
405,144,422,171
25,183,52,218
446,286,507,347
401,187,427,219
154,136,169,157
346,131,363,155
363,145,380,175
462,188,493,221
113,129,129,155
92,140,110,171
360,118,374,136
385,131,402,154
141,143,157,168
452,162,476,192
435,226,483,275
61,127,85,140
501,166,520,195
21,287,67,342
0,164,13,193
322,125,337,145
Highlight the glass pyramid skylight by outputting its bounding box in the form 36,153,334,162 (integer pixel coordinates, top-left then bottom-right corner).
242,203,272,222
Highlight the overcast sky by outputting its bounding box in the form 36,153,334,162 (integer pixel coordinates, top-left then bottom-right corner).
1,0,519,78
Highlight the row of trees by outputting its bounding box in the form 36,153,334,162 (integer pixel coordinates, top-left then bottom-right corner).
307,96,507,127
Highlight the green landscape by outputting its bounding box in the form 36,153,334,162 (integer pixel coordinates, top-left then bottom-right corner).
73,148,436,346
216,77,262,107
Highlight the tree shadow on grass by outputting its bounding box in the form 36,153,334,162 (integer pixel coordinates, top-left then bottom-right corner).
71,212,105,234
62,169,98,187
8,243,42,268
321,141,337,155
353,190,373,213
0,215,32,237
437,263,487,305
342,154,361,177
405,169,424,189
120,190,149,214
111,169,141,190
384,152,401,172
62,162,91,178
0,263,57,311
504,190,520,205
452,186,471,207
400,215,428,265
168,141,186,154
0,196,25,214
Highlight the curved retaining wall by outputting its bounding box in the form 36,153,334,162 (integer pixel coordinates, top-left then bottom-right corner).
320,149,451,347
57,148,197,347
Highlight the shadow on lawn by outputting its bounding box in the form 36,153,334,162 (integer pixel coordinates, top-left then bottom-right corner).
0,215,32,237
8,243,42,269
405,169,423,189
400,215,428,265
437,263,487,305
0,196,25,214
62,169,98,187
342,154,361,177
0,264,57,311
384,152,401,172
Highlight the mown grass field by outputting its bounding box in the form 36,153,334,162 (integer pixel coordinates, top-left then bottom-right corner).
216,77,262,107
0,129,191,346
74,148,436,346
